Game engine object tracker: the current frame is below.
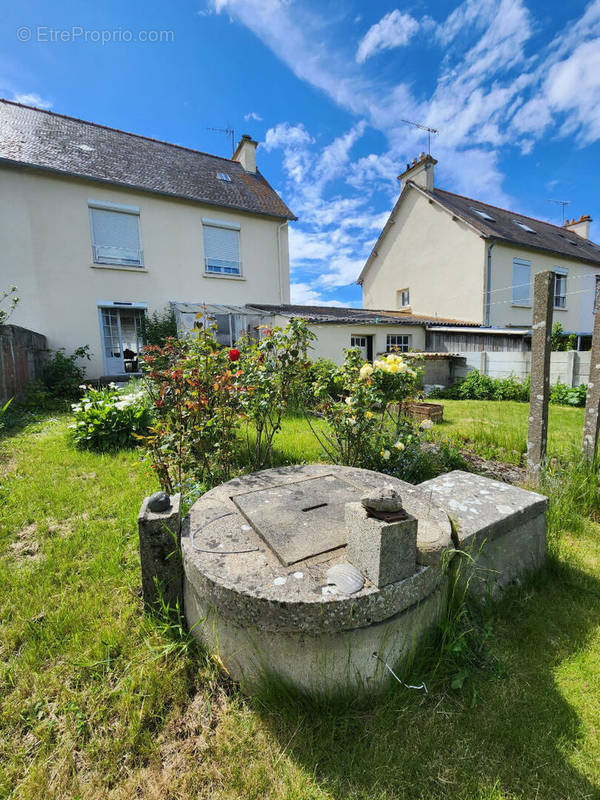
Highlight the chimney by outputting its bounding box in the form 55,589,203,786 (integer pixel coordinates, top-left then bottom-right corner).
563,214,591,240
233,134,258,173
397,153,437,193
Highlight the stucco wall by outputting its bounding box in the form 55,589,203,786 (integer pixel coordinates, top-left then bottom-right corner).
1,166,290,378
489,242,598,333
298,322,426,364
361,188,487,323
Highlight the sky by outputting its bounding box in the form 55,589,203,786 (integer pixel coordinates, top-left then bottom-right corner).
2,0,600,307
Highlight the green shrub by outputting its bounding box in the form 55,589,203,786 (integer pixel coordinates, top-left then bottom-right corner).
41,345,91,402
549,381,587,407
70,383,151,451
140,306,178,347
432,370,586,407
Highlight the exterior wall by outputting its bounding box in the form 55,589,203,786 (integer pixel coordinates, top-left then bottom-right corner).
361,188,487,323
0,324,47,404
1,166,290,378
298,322,426,364
454,349,591,386
489,242,598,333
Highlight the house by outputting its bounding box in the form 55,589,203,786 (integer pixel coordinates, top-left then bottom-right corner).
0,99,294,379
358,154,600,351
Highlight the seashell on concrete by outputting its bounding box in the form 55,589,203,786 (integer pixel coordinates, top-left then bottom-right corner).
326,562,365,595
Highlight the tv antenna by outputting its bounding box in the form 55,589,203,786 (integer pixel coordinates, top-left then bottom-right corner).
207,126,235,156
549,199,571,223
400,118,439,154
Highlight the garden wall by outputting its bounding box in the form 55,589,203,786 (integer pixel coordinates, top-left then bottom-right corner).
452,350,591,387
0,324,47,404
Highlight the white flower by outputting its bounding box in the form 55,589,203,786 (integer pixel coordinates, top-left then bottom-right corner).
345,396,354,406
382,449,391,461
78,384,87,390
359,363,373,380
394,441,405,451
420,419,434,430
108,382,118,389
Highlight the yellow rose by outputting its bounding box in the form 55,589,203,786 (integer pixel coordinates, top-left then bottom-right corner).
366,410,374,418
359,363,374,380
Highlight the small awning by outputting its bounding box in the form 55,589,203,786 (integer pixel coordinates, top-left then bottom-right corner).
170,302,274,345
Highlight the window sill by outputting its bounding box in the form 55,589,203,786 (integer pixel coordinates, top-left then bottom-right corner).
511,303,531,309
397,306,412,312
203,272,246,281
554,306,568,311
91,263,148,273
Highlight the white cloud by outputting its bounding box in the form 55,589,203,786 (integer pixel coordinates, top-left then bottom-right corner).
545,39,600,144
12,93,52,109
356,10,419,64
290,282,347,306
244,111,262,121
262,121,313,151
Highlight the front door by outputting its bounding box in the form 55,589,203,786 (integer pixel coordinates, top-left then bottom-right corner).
100,307,144,375
351,335,372,361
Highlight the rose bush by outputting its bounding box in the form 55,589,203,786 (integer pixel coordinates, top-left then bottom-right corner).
307,348,421,467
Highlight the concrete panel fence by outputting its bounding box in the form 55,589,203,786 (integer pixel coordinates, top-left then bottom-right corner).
451,350,591,387
0,324,47,405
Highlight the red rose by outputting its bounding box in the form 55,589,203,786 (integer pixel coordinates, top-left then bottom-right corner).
228,348,241,362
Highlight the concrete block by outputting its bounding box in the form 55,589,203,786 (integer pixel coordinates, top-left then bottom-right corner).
345,501,417,587
138,493,182,616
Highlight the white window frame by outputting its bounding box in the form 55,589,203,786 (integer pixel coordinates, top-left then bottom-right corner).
554,268,568,310
397,289,410,308
202,218,242,277
512,258,531,307
89,200,143,267
386,334,411,353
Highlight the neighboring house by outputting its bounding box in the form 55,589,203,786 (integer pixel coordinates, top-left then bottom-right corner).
358,154,600,351
0,99,294,378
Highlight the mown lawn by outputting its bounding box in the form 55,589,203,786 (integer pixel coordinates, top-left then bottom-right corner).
1,409,600,799
432,399,585,463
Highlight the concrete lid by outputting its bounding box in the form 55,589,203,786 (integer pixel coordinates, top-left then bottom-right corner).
181,464,453,634
418,470,548,548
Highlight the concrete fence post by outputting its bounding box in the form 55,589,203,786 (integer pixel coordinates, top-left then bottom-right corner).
566,349,576,388
582,281,600,460
138,492,183,617
527,271,554,483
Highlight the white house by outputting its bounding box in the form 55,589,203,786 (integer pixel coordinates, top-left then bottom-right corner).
358,154,600,351
0,100,294,378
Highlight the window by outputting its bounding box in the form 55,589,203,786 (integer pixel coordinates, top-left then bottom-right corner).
351,336,367,349
513,219,536,233
554,269,567,309
217,172,232,182
89,203,142,266
397,289,410,308
470,206,496,222
387,334,411,353
512,258,531,306
203,221,241,275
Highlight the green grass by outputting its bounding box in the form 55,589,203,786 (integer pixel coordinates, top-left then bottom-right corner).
431,399,585,464
1,409,600,798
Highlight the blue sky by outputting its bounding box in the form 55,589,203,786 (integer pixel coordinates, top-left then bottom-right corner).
2,0,600,306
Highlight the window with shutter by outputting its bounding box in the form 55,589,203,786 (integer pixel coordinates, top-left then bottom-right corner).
89,207,142,266
203,224,241,275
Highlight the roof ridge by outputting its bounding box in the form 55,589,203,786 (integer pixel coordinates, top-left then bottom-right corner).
0,97,240,165
433,186,587,240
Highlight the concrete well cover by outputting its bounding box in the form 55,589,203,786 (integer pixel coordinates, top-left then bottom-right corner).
232,474,363,565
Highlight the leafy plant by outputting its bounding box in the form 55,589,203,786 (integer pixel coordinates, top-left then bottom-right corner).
238,318,315,469
551,321,576,352
0,285,19,326
307,349,421,467
70,383,152,451
140,306,178,347
41,345,91,402
0,397,13,431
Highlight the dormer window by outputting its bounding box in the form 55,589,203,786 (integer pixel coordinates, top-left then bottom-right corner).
470,207,496,222
217,172,232,182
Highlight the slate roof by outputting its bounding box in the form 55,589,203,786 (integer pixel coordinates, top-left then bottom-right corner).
426,187,600,266
247,303,478,327
0,99,295,220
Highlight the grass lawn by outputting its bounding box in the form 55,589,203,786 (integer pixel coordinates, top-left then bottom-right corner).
1,409,600,799
432,399,585,464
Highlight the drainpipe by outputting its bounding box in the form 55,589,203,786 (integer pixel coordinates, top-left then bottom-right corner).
485,240,496,327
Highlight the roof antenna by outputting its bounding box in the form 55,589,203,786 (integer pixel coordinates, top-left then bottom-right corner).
549,199,571,224
400,118,439,155
207,126,235,157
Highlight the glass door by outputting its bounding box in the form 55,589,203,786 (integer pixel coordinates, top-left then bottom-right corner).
100,307,144,375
